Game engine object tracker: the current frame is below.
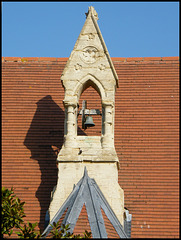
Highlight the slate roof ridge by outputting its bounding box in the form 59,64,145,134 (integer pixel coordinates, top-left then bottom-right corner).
41,167,128,238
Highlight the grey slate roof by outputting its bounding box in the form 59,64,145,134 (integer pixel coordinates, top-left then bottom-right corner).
42,167,128,238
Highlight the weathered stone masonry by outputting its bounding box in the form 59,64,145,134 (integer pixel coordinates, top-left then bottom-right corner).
49,6,125,227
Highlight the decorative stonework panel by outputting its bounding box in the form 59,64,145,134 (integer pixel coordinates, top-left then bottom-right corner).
80,46,99,64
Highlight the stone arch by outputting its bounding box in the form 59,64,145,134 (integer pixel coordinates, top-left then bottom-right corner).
73,74,106,102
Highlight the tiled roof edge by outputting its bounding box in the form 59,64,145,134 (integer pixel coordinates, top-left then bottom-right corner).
111,57,179,62
1,57,69,63
2,56,179,63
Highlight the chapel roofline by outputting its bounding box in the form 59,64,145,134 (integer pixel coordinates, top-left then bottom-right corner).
2,56,179,63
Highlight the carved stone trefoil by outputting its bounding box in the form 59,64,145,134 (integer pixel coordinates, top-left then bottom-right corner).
98,63,106,71
87,33,95,40
74,63,82,71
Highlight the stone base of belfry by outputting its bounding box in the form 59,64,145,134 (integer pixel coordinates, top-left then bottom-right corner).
49,162,124,226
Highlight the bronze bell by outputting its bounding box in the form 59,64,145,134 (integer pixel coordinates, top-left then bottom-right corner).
84,116,95,128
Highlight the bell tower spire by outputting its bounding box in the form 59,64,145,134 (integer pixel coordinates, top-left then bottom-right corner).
59,5,119,161
48,6,128,234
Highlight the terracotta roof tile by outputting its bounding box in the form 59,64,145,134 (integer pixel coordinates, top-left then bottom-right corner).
2,56,179,238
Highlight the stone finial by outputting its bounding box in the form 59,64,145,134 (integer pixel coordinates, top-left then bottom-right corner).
85,6,99,20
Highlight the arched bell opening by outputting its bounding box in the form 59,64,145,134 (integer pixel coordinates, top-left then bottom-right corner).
77,83,102,136
63,74,115,149
74,74,105,102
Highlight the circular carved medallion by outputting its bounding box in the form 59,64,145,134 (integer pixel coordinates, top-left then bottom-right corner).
80,46,99,63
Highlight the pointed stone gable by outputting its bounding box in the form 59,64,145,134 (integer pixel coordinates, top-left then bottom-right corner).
61,6,118,105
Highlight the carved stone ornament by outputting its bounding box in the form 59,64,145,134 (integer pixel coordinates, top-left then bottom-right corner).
80,46,99,64
98,64,106,71
74,63,82,71
87,33,95,40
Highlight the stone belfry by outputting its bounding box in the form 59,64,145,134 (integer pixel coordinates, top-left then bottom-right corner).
43,6,131,238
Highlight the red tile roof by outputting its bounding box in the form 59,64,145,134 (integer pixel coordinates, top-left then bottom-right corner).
2,56,179,238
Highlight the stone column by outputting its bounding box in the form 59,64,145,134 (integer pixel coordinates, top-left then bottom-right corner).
64,102,77,148
101,101,114,149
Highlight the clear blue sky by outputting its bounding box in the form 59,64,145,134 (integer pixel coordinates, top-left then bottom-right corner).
2,1,179,58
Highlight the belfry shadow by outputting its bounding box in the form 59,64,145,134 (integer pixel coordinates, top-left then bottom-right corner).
24,95,86,232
